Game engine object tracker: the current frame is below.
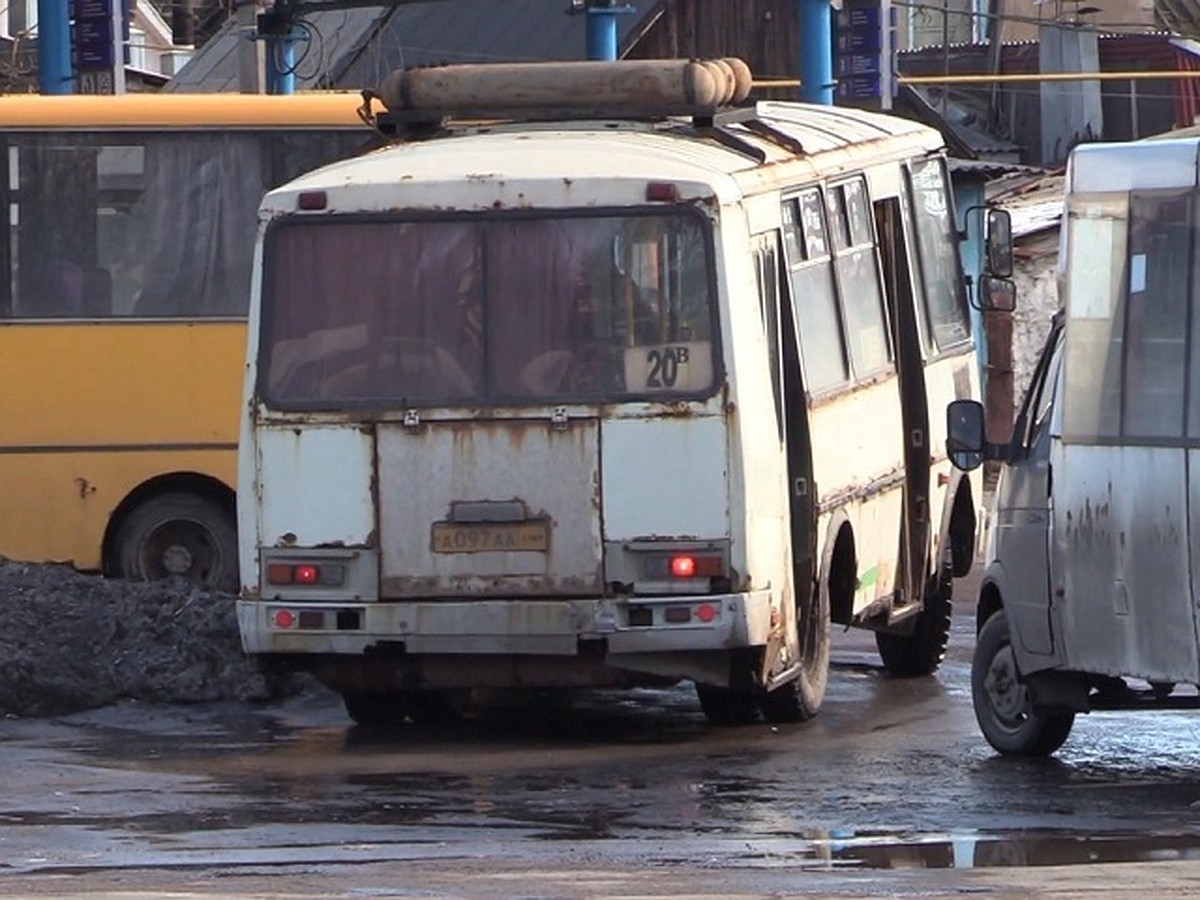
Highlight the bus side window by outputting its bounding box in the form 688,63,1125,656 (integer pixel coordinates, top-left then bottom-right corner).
11,139,106,317
828,178,890,376
907,160,971,352
783,191,849,393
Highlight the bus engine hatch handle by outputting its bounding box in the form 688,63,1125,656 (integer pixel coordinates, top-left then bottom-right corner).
551,406,569,431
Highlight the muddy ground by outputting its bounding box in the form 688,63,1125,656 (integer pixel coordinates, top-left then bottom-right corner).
0,560,290,717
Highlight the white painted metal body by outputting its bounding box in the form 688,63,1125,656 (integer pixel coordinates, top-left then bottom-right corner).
237,98,980,695
987,136,1200,690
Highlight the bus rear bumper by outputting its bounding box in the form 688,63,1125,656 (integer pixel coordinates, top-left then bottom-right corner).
236,590,775,658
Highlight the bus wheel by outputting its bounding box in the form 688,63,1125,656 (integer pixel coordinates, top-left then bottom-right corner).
408,690,464,725
758,580,831,724
695,683,759,726
875,564,953,677
113,492,238,592
972,610,1074,756
343,690,411,728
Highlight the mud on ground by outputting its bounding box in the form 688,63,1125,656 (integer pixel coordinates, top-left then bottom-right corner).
0,559,294,717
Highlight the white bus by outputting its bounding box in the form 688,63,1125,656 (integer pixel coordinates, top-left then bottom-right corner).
237,59,1012,726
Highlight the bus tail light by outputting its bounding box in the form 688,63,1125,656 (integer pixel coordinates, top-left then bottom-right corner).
646,181,679,202
669,554,724,579
266,561,346,587
644,553,724,580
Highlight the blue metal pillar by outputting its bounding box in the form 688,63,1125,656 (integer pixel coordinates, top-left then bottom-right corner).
266,30,297,95
582,1,633,61
37,0,73,94
798,0,834,105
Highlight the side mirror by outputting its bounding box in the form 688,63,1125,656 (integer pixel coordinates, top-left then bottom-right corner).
986,208,1013,278
978,274,1016,312
947,399,987,472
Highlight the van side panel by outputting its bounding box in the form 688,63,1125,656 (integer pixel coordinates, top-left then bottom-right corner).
1053,444,1198,683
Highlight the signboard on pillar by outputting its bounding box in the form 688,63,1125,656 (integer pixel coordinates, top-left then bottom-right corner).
71,0,126,94
836,0,896,110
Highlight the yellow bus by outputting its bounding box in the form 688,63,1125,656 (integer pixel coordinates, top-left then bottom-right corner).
0,93,378,590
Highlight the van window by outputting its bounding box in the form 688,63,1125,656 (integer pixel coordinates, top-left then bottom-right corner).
1063,190,1191,442
1123,192,1190,439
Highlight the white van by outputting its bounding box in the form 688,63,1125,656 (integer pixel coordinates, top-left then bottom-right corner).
949,136,1200,755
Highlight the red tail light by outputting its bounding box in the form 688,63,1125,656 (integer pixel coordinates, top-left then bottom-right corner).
265,561,346,587
669,554,724,578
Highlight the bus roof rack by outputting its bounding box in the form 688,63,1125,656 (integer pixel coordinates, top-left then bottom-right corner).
359,58,817,163
364,57,754,136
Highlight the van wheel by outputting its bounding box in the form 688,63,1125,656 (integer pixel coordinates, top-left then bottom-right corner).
758,579,831,723
113,492,238,591
875,566,953,677
972,610,1074,756
343,691,410,727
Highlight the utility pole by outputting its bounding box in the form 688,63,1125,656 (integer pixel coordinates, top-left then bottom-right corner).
37,0,73,93
799,0,834,104
568,0,634,61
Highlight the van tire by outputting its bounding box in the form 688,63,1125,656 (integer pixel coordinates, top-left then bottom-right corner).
972,610,1074,756
875,567,952,677
113,492,238,592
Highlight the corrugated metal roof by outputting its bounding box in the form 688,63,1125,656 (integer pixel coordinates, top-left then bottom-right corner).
988,171,1064,238
168,0,648,94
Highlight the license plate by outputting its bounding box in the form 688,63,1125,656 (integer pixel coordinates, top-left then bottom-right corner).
431,520,550,553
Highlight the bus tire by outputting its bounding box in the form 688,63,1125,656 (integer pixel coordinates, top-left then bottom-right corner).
972,610,1074,756
758,579,831,724
875,564,953,677
695,682,759,726
343,690,410,728
408,690,464,725
113,491,238,592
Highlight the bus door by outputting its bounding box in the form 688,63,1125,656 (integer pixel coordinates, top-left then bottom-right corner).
753,233,815,608
1053,191,1199,683
874,195,930,610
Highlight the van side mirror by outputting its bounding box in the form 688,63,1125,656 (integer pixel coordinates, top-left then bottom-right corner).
986,208,1013,278
978,274,1016,312
947,399,987,471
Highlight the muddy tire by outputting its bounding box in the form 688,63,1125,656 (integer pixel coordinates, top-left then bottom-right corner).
758,578,831,724
113,492,238,591
876,568,953,677
972,610,1074,757
343,691,410,727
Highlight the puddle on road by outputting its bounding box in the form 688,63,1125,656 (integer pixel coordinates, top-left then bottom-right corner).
809,830,1200,869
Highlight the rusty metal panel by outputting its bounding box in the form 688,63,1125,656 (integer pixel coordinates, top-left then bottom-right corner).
255,425,375,549
376,418,603,597
1052,444,1198,683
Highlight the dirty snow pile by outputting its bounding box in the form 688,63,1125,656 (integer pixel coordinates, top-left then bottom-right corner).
0,559,295,717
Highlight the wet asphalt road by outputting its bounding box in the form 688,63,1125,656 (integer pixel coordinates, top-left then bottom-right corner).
6,604,1200,897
